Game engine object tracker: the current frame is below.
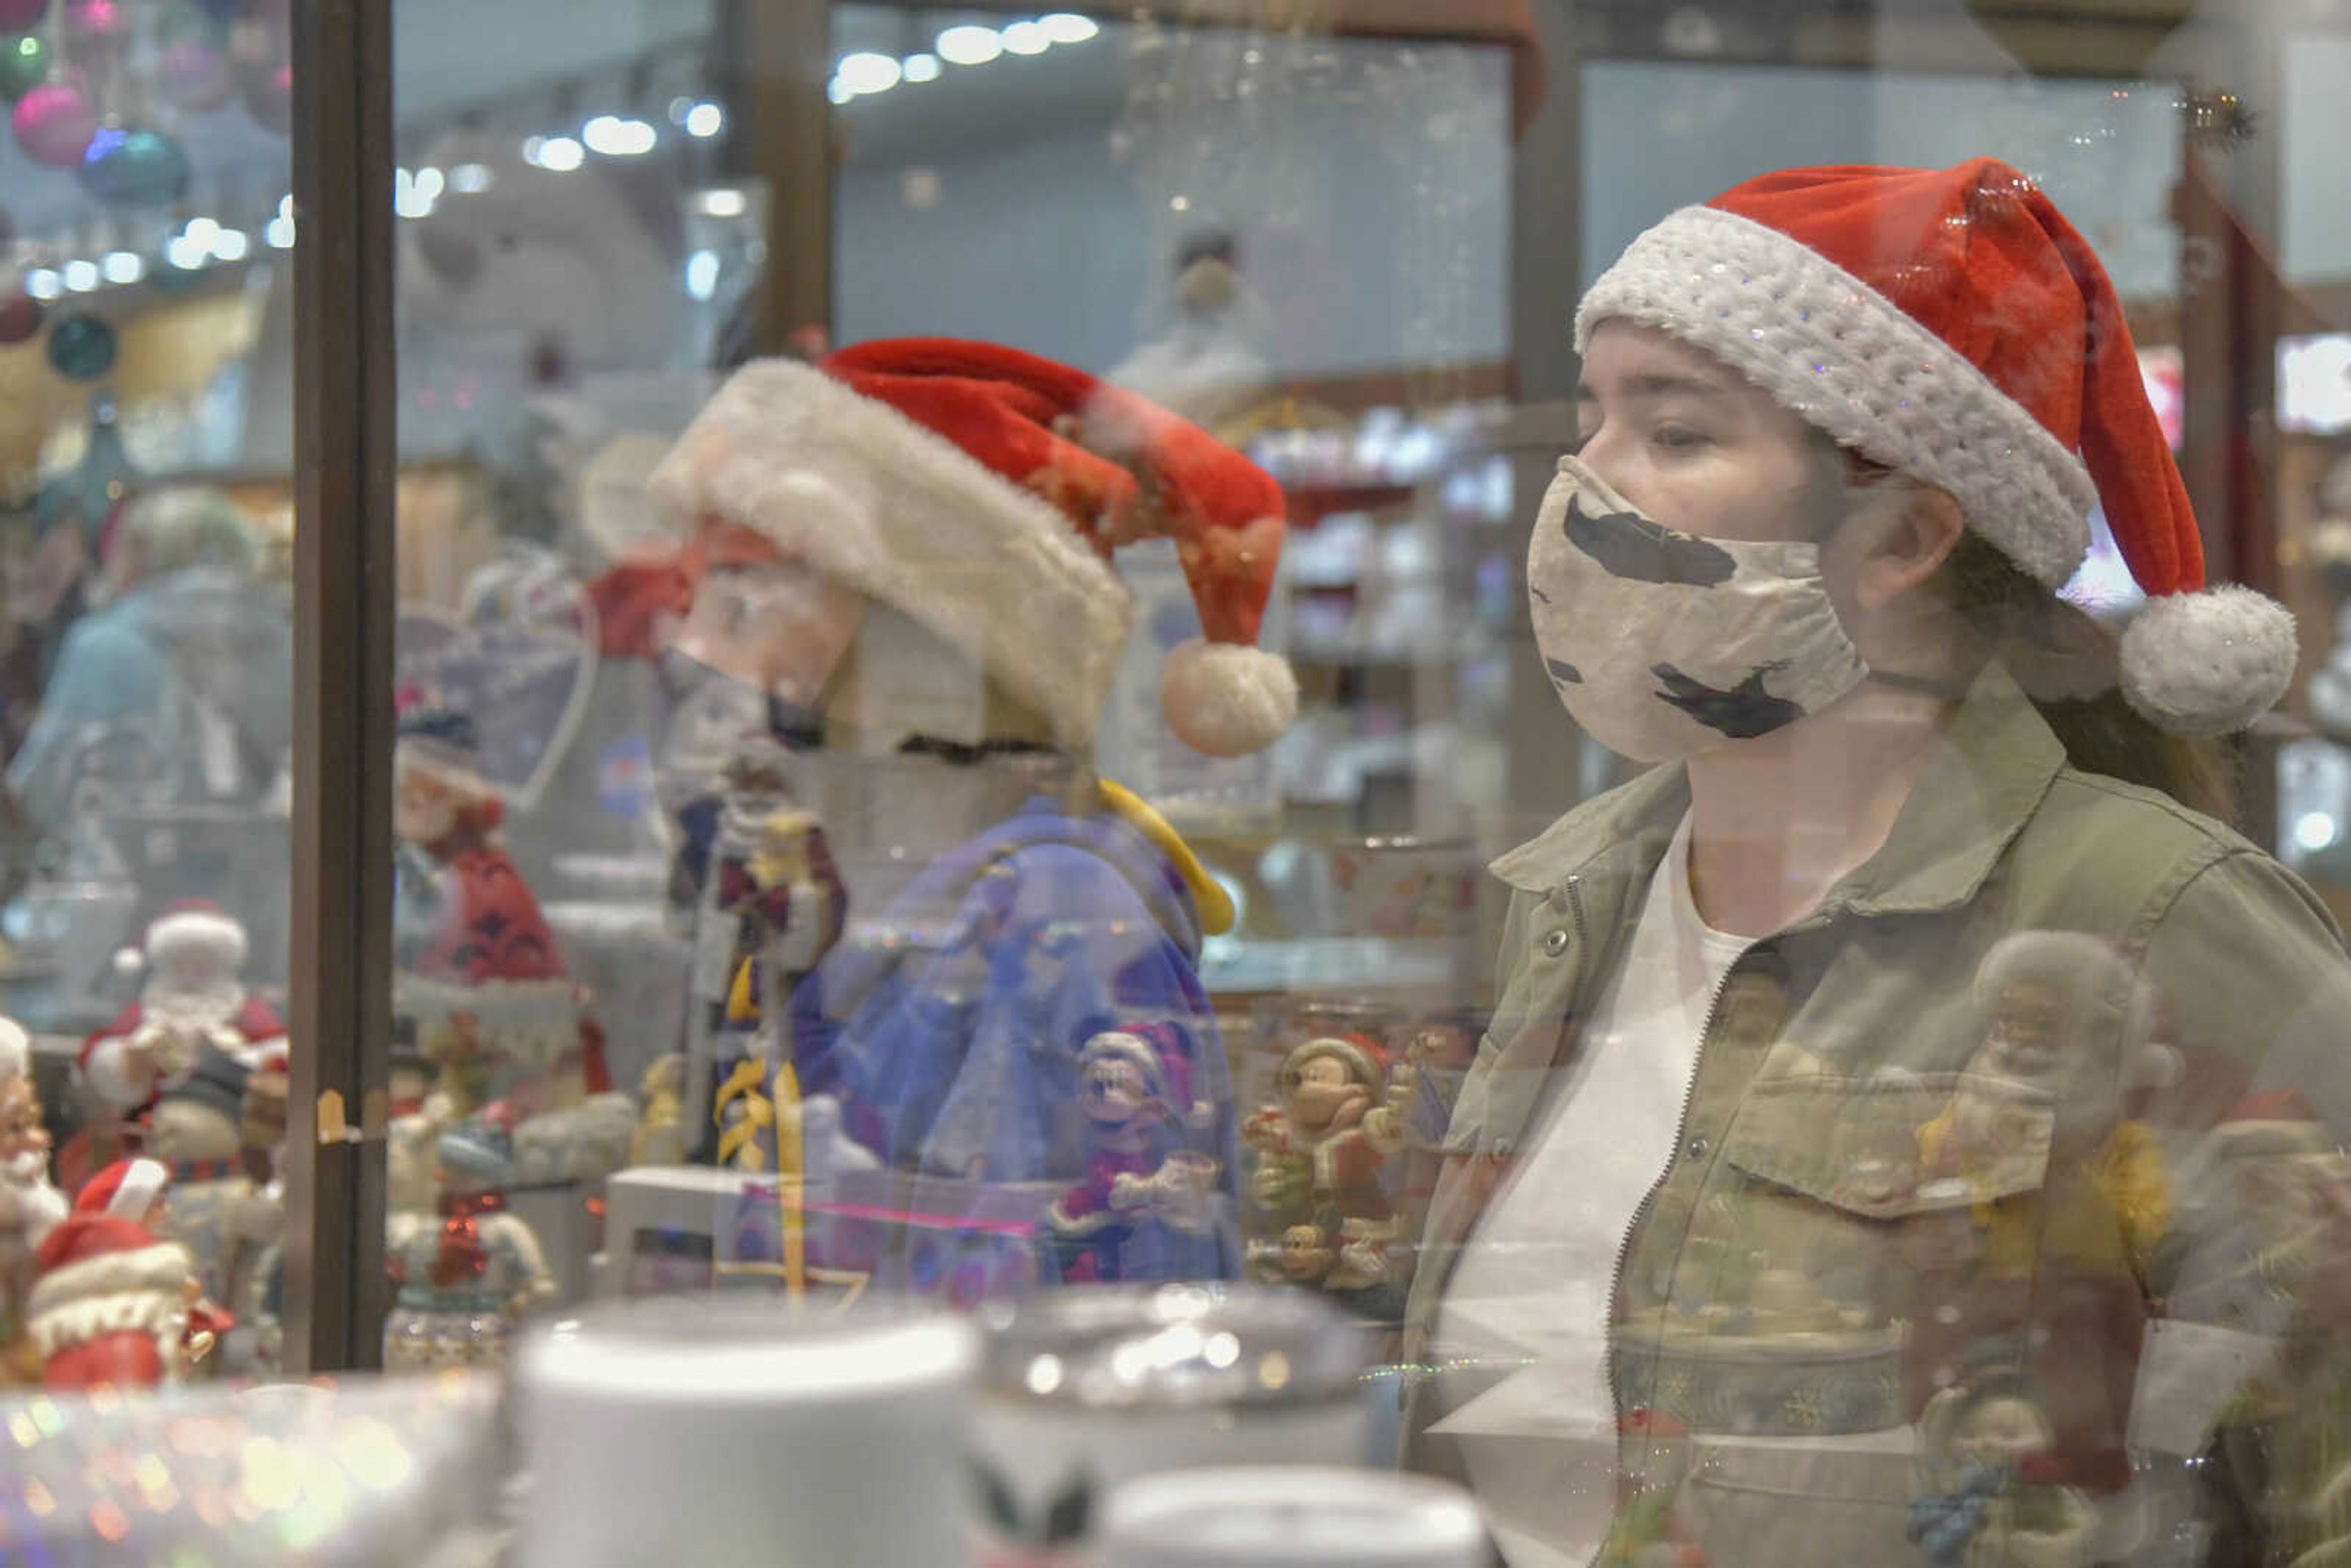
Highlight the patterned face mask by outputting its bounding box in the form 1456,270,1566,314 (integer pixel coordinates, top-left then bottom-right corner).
1526,454,1871,763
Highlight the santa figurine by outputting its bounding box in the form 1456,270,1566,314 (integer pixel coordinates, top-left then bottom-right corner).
25,1157,223,1390
0,1019,67,1360
1243,1034,1415,1299
1047,1024,1222,1283
392,704,613,1131
383,1114,557,1371
75,904,287,1154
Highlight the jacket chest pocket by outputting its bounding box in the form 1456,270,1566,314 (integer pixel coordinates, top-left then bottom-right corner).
1614,1073,2054,1440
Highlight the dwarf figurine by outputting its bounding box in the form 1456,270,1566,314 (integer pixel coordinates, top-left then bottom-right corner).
1047,1025,1221,1283
0,1021,66,1350
1243,1034,1415,1294
77,904,287,1137
383,1114,557,1371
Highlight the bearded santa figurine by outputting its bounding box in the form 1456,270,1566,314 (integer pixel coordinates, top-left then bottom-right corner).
392,707,611,1123
0,1019,67,1357
77,904,288,1130
25,1158,219,1390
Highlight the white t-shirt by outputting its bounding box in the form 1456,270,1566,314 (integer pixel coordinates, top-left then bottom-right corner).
1433,812,1749,1568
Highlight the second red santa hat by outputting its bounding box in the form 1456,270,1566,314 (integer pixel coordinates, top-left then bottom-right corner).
1576,157,2297,737
650,337,1295,758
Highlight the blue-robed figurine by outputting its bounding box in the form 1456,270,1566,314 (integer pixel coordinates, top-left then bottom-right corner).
639,335,1297,1287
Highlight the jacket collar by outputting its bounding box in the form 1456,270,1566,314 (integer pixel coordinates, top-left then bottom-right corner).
1490,663,2068,921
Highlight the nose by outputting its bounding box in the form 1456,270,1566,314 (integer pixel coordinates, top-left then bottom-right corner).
1573,426,1651,516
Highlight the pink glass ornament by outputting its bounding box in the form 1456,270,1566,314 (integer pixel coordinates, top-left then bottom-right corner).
59,0,126,50
12,80,97,168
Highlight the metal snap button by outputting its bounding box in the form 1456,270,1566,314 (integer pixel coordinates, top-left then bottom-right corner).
1684,1135,1711,1161
1543,929,1570,958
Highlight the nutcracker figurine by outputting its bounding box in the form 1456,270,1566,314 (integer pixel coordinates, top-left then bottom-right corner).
667,733,846,1167
1243,1035,1415,1300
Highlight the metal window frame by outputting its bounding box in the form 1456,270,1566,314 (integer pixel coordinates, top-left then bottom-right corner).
285,0,397,1373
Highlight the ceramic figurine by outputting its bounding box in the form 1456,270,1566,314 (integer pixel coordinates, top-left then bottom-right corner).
383,1116,557,1371
26,1158,223,1390
0,1022,66,1353
1909,1359,2097,1568
393,703,627,1187
1243,1035,1414,1295
1046,1026,1221,1283
77,904,287,1128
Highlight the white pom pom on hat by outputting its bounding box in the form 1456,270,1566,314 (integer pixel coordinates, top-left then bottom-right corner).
2120,586,2298,738
1576,159,2298,736
1162,639,1299,759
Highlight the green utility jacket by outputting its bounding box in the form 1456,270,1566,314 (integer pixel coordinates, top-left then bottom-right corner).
1403,664,2351,1567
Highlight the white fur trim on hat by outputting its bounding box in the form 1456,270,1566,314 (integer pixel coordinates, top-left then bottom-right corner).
1575,204,2097,590
1161,639,1299,759
2120,587,2299,738
25,1240,192,1355
400,975,583,1068
0,1016,26,1081
650,359,1138,751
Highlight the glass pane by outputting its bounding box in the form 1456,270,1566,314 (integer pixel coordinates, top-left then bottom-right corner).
21,3,2351,1566
1,0,296,1382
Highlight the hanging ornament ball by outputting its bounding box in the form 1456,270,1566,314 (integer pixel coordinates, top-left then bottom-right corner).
59,0,127,52
0,291,41,345
45,313,115,381
0,0,48,31
238,57,289,134
0,31,48,102
160,36,233,112
80,126,191,208
12,81,97,168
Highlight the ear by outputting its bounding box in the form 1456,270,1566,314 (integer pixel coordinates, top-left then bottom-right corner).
1853,485,1965,612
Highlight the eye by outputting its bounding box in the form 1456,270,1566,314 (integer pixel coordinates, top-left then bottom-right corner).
1654,424,1710,452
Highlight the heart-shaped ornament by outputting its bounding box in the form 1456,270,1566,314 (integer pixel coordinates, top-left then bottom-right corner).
396,547,598,809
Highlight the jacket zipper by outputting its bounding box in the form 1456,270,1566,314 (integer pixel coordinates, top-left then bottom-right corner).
1594,947,1742,1567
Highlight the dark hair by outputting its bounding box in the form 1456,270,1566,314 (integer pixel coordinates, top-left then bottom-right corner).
1935,531,2237,821
1820,441,2237,820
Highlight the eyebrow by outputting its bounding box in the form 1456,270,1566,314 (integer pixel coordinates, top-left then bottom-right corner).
1573,373,1733,401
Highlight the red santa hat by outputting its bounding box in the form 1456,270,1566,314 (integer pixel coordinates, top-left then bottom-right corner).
1080,1024,1212,1130
650,337,1296,758
115,900,250,989
24,1212,190,1389
1576,158,2297,737
77,1156,169,1220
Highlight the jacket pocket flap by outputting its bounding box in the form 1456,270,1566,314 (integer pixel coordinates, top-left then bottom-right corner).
1721,1073,2053,1220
